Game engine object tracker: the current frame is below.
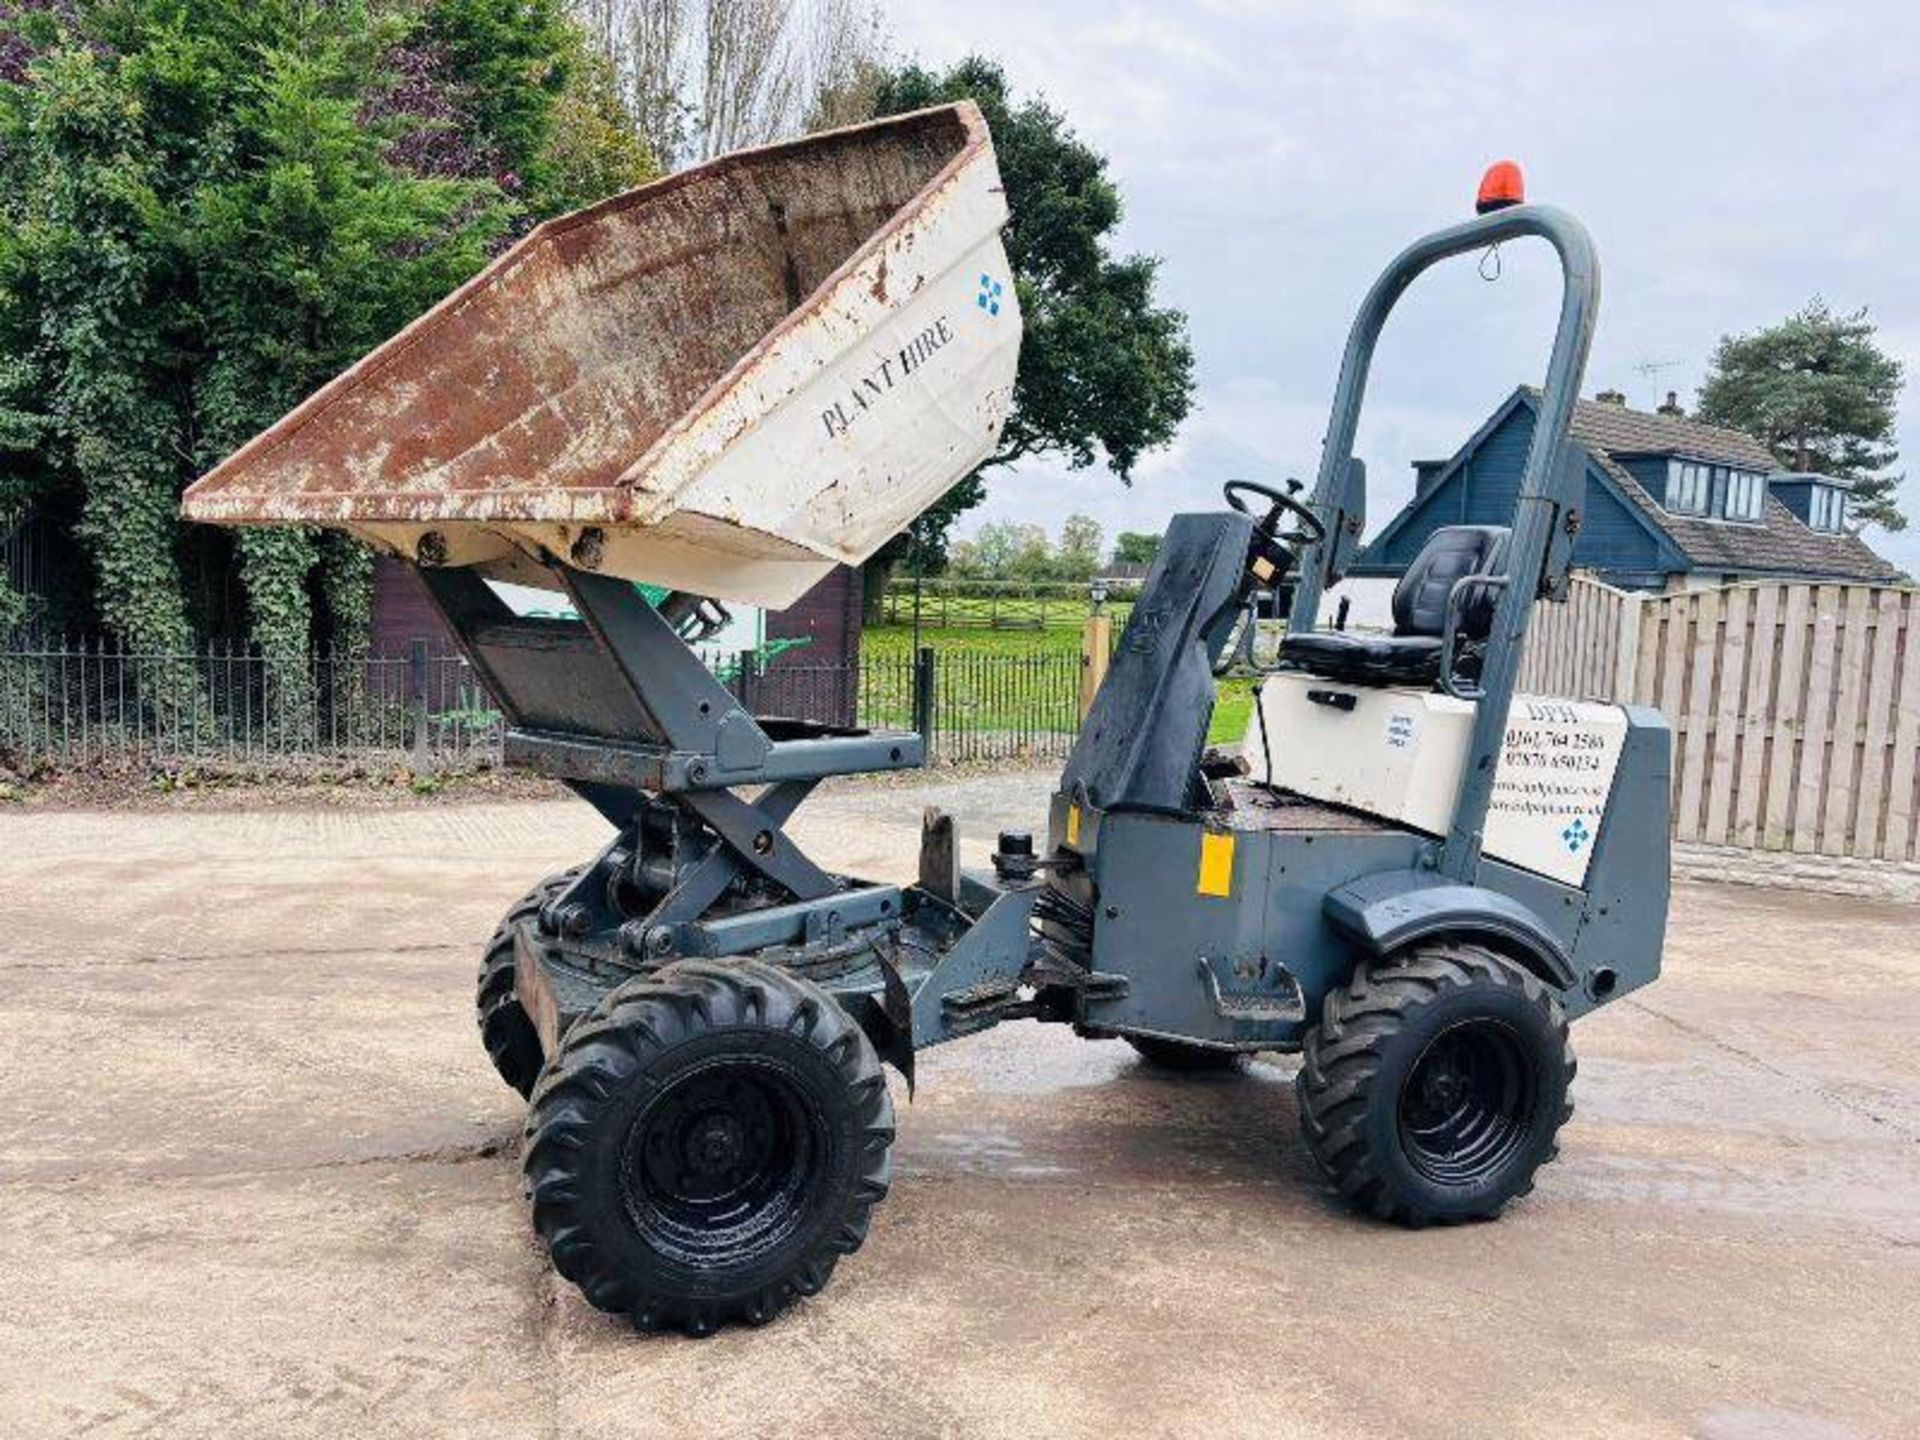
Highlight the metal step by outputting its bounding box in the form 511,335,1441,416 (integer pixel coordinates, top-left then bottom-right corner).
1196,956,1305,1022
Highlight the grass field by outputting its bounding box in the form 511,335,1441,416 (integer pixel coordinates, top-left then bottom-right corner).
875,587,1135,633
866,622,1077,658
864,622,1254,747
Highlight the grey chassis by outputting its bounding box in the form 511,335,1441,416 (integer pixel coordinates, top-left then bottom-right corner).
443,194,1671,1335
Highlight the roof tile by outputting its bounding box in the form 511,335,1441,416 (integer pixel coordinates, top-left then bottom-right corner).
1565,396,1778,471
1529,390,1901,583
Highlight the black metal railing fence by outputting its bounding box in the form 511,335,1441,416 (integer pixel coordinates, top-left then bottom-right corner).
0,638,1087,773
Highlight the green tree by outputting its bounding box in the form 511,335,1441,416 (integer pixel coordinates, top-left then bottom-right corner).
191,36,514,672
0,43,198,654
1006,523,1052,581
961,520,1027,579
1695,299,1906,531
1112,530,1161,566
856,57,1194,613
1055,513,1102,581
943,536,982,577
0,0,656,677
540,26,658,212
424,0,573,203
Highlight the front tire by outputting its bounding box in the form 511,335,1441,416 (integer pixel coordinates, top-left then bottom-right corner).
1296,942,1574,1225
523,959,894,1335
476,866,582,1098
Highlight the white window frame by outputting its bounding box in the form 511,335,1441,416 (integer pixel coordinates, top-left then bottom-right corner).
1723,469,1765,523
1810,485,1847,533
1667,460,1710,516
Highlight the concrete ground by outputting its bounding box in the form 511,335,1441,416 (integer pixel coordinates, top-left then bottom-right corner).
0,769,1915,1439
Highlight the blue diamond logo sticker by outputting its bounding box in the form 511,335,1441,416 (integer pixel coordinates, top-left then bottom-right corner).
976,273,1004,316
1561,817,1591,854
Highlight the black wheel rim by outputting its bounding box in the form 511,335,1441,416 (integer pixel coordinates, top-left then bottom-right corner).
1397,1019,1537,1187
619,1056,831,1267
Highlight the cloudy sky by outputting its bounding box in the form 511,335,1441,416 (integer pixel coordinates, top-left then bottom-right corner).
887,0,1920,573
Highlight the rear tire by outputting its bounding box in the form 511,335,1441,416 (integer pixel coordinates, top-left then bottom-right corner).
476,866,582,1098
1296,941,1574,1225
1125,1034,1247,1072
523,959,894,1336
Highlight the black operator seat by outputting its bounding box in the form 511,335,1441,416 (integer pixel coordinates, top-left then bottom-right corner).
1278,525,1510,687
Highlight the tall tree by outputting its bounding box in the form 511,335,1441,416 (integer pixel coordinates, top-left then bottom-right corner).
572,0,883,169
0,40,200,653
1695,299,1906,531
970,522,1020,578
191,30,517,672
540,26,660,211
1007,523,1052,581
1112,531,1161,566
1055,513,1102,581
855,58,1194,613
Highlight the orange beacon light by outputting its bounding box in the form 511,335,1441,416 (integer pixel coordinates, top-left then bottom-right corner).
1476,160,1525,214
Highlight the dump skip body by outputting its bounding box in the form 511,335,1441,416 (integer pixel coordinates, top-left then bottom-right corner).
182,102,1021,609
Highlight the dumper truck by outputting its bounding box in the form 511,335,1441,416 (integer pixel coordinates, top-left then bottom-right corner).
184,104,1670,1336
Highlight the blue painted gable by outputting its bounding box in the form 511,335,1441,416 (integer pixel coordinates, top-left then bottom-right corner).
1358,391,1676,585
1615,454,1669,507
1575,465,1664,577
1368,401,1536,569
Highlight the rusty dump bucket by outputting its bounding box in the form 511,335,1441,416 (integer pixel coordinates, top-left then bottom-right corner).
182,103,1021,609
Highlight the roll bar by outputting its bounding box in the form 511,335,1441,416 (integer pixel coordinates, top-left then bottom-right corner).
1285,203,1601,882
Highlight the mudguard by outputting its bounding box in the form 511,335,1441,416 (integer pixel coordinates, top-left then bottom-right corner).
1322,868,1576,990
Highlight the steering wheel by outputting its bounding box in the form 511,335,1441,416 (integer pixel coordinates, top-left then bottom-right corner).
1216,479,1323,677
1223,478,1325,545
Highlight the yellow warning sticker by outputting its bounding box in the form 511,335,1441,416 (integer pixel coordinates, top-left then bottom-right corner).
1066,804,1081,847
1197,831,1235,897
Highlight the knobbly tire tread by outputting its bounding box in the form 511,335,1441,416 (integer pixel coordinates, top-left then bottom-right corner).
476,866,583,1098
1125,1034,1248,1072
1295,940,1575,1226
522,958,894,1337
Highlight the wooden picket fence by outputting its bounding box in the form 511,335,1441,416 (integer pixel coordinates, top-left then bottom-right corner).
1516,574,1640,704
1518,574,1920,862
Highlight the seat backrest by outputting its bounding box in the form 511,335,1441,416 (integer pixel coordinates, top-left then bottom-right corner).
1391,525,1509,637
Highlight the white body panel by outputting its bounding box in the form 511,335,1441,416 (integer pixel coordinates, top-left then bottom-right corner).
1244,673,1629,886
626,194,1021,605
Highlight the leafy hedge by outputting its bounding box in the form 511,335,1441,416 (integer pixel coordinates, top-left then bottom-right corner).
0,0,654,685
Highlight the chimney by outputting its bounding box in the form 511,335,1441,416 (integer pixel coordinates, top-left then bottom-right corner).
1595,387,1626,406
1658,390,1684,418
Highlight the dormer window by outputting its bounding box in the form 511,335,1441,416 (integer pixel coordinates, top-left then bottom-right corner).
1667,460,1765,522
1724,469,1765,522
1669,460,1711,515
1809,484,1848,533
